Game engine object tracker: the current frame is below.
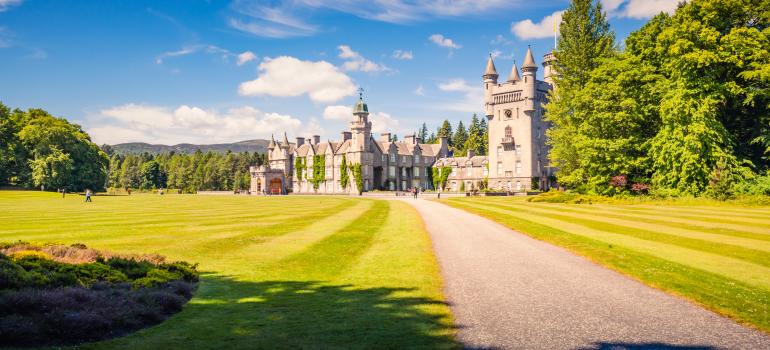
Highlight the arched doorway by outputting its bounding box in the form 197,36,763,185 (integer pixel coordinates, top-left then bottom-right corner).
270,178,282,194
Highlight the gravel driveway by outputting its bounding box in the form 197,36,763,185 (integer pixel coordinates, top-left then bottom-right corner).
403,198,770,350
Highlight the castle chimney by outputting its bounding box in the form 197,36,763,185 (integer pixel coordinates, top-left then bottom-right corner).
341,131,352,141
380,133,391,142
405,134,416,144
467,149,475,158
313,135,320,145
296,137,305,146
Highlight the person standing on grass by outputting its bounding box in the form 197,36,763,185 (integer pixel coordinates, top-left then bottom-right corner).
85,189,92,202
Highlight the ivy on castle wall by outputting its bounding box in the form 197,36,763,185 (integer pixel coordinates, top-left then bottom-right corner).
433,166,452,190
352,163,363,195
294,157,305,181
310,155,325,191
340,154,349,190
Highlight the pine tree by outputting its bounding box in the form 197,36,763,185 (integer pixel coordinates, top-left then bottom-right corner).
437,120,453,146
465,114,482,156
418,123,429,142
452,121,468,155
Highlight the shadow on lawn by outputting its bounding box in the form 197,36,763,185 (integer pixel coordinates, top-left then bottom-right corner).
577,343,717,350
176,274,461,349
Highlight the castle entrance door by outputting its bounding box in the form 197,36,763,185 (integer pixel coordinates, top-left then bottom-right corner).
270,178,282,194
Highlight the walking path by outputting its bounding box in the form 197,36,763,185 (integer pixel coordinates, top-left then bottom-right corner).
402,198,770,350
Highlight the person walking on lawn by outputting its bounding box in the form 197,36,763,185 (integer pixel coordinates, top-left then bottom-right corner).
85,189,92,202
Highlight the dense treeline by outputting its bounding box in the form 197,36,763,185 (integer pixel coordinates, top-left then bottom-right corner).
105,150,266,192
0,103,109,191
547,0,770,198
418,113,489,156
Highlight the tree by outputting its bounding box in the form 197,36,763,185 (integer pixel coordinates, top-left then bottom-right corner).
418,123,429,142
437,120,453,146
465,114,483,156
29,147,73,190
544,0,617,192
452,121,468,154
140,159,166,189
478,118,488,155
0,103,25,185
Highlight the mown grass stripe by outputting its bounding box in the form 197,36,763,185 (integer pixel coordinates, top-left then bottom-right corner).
516,201,770,243
453,200,770,290
486,201,770,254
270,200,390,279
443,199,770,333
614,205,770,221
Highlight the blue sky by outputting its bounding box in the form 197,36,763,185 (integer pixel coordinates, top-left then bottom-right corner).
0,0,680,145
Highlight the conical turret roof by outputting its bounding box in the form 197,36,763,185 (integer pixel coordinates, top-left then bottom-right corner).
483,55,498,77
282,132,290,148
522,46,537,70
268,134,276,149
508,61,521,82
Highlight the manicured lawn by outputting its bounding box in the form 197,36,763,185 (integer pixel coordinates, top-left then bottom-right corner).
0,191,456,349
443,196,770,333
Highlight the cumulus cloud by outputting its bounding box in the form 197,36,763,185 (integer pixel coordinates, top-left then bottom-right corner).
337,45,389,73
437,79,482,113
88,103,313,145
237,51,257,65
511,11,563,40
369,112,402,134
429,34,461,50
618,0,681,19
323,105,353,121
491,49,513,60
0,0,22,12
392,50,413,60
238,56,357,103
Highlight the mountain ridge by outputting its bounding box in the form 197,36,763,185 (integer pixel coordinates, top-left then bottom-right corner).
109,139,270,155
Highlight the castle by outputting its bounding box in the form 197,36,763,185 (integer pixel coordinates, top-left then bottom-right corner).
250,47,555,194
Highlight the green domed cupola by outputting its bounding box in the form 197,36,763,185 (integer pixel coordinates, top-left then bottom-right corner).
353,88,369,115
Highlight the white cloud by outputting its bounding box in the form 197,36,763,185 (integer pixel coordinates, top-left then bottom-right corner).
237,51,257,65
621,0,681,19
89,103,312,145
511,11,563,40
429,34,461,50
490,34,512,46
392,50,413,60
490,49,513,60
601,0,681,19
413,85,425,96
369,112,402,134
337,45,389,73
239,56,357,103
323,105,353,121
156,45,236,64
227,4,318,38
437,79,482,113
0,0,22,12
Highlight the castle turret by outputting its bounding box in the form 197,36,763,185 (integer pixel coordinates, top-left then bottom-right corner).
350,90,371,151
521,47,538,112
268,134,276,150
507,61,521,83
483,55,498,117
543,52,557,88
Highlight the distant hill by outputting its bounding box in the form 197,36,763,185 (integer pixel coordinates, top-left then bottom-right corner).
110,139,270,155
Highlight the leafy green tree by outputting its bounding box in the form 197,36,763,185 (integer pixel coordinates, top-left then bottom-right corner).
140,159,166,189
29,147,73,190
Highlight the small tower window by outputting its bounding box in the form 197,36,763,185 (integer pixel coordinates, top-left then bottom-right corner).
505,126,512,138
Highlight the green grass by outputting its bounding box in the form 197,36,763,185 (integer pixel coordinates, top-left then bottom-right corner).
442,196,770,334
0,191,457,349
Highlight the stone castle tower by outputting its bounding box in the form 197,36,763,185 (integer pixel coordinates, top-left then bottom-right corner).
483,47,555,191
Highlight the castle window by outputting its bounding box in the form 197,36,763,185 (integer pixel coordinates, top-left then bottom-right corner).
515,161,522,174
497,146,502,158
515,145,522,155
466,166,472,176
497,162,503,175
415,155,420,164
415,167,420,176
389,166,395,177
483,167,489,176
505,126,512,138
390,153,396,162
505,171,513,177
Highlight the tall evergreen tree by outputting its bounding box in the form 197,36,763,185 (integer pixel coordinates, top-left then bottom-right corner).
465,114,483,156
437,120,453,146
452,121,468,155
418,123,429,142
545,0,616,189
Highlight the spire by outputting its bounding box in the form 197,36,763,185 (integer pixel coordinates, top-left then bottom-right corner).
282,132,290,148
268,134,276,149
483,54,498,78
522,46,537,70
507,61,521,82
353,87,369,115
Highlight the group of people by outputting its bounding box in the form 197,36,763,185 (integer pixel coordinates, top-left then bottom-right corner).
394,187,422,199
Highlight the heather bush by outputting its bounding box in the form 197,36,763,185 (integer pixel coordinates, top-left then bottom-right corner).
0,243,199,347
